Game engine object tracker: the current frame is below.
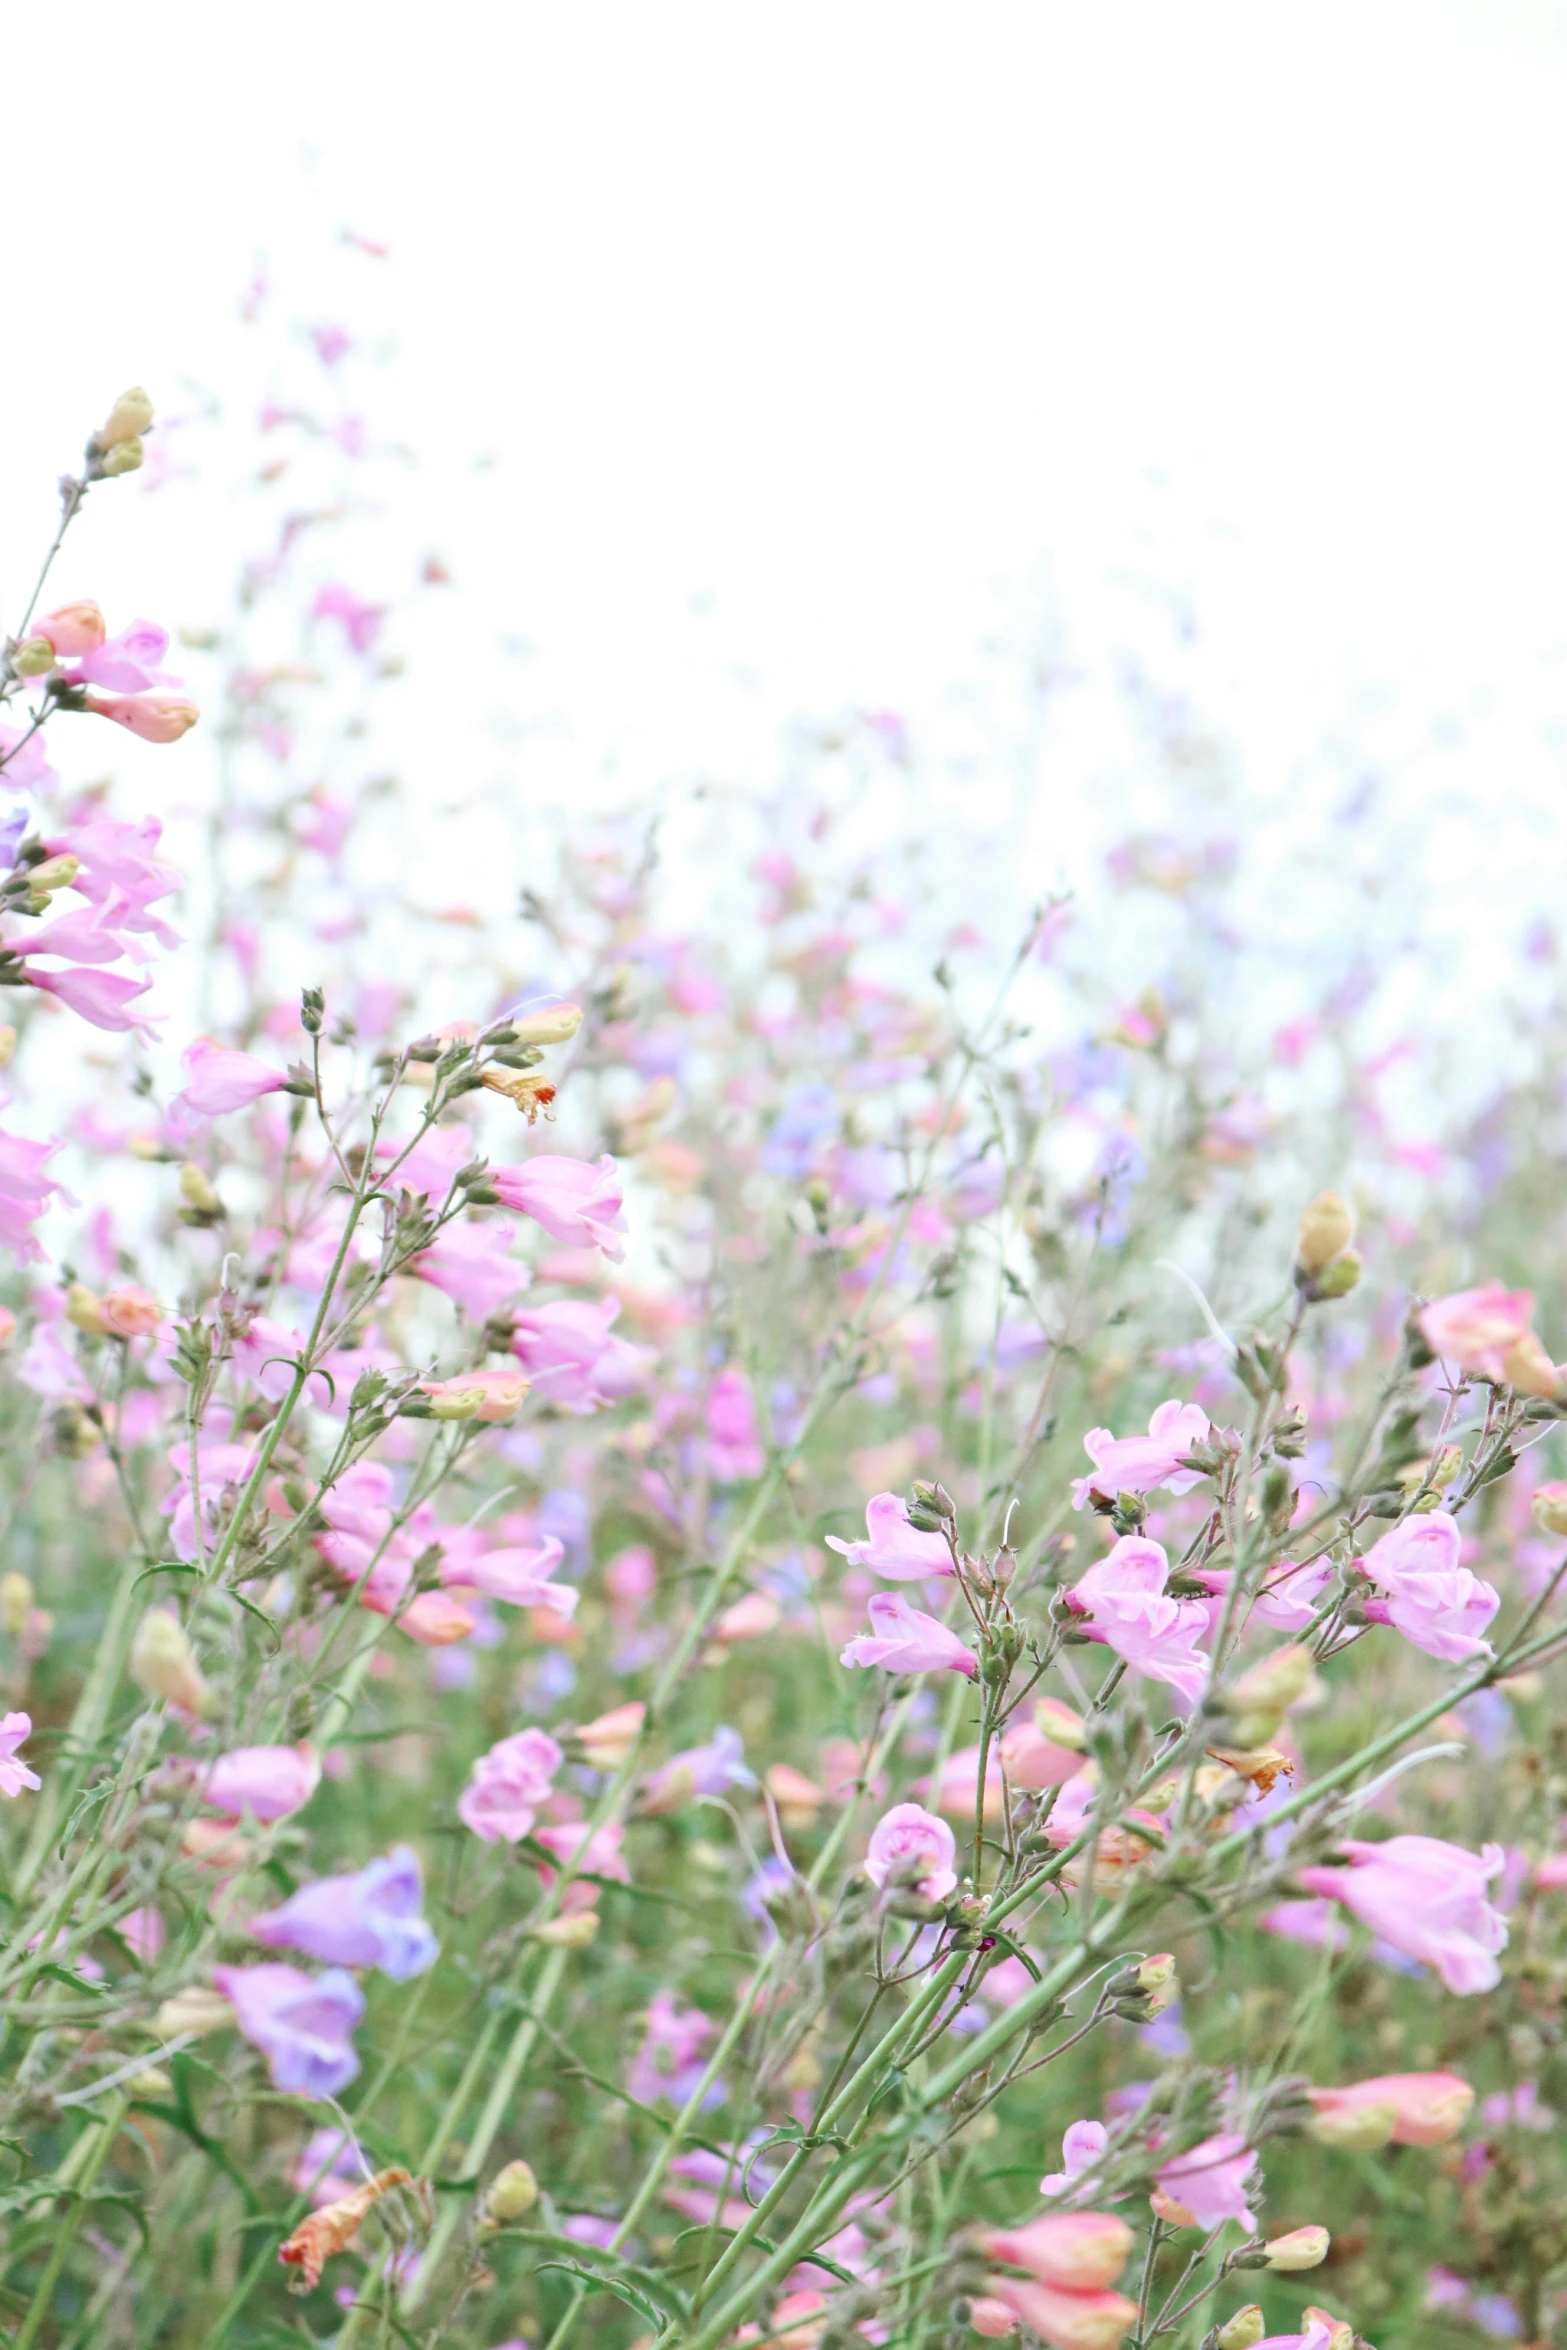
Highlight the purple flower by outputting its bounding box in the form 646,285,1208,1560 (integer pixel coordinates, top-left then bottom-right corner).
248,1847,438,1980
213,1963,364,2095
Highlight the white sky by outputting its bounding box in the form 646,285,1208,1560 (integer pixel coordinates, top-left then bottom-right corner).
6,0,1567,956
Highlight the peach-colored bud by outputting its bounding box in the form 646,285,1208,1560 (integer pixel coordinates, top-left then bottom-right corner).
1534,1851,1567,1889
1296,1190,1354,1272
37,600,106,657
1264,2225,1329,2270
1308,2070,1472,2147
980,2211,1134,2291
0,1572,34,1635
129,1606,214,1716
528,1910,599,1946
715,1591,780,1643
100,1286,161,1338
765,1762,824,1823
84,689,199,743
576,1700,645,1771
153,1983,234,2039
1502,1328,1562,1399
397,1591,476,1646
983,2276,1140,2350
511,1002,583,1046
1533,1481,1567,1537
418,1368,529,1422
97,387,154,448
181,1817,252,1871
65,1282,110,1336
969,2298,1022,2339
1307,2098,1398,2150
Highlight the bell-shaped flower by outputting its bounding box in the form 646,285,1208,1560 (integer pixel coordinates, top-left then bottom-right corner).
864,1801,957,1900
826,1491,953,1580
249,1847,438,1979
212,1961,364,2095
203,1744,320,1824
170,1038,286,1121
510,1297,647,1413
1041,2118,1109,2200
1066,1537,1210,1707
0,1711,41,1797
1070,1399,1210,1509
840,1590,978,1679
456,1727,562,1843
491,1153,626,1260
1356,1511,1499,1663
1151,2133,1258,2230
1296,1833,1508,1993
1308,2069,1472,2147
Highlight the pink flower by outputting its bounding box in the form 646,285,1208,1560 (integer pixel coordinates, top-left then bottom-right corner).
1419,1279,1561,1396
411,1223,528,1322
457,1728,562,1843
491,1154,626,1260
1297,1834,1508,1993
1252,1557,1334,1631
204,1744,320,1823
864,1801,957,1899
1151,2133,1258,2230
1066,1537,1211,1708
1308,2070,1473,2146
82,689,199,743
1041,2118,1108,2200
533,1819,630,1913
840,1590,977,1679
47,815,181,947
1356,1511,1499,1661
28,964,159,1037
640,1725,755,1812
313,582,384,653
119,1907,164,1962
1070,1399,1210,1510
171,1039,286,1120
441,1536,577,1614
510,1297,645,1413
0,1712,41,1797
75,619,172,693
825,1491,953,1580
980,2211,1134,2290
36,601,107,658
0,721,59,792
0,1124,68,1265
417,1368,530,1421
980,2278,1139,2349
705,1364,764,1481
627,1991,714,2105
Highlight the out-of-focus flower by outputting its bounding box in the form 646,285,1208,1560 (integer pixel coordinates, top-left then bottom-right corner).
417,1367,530,1420
212,1962,364,2095
1297,1835,1508,1993
1070,1400,1210,1509
28,963,160,1038
250,1847,437,1978
491,1154,625,1260
1532,1480,1567,1537
82,688,199,743
204,1744,320,1824
864,1802,957,1899
442,1535,575,1613
1308,2070,1473,2147
457,1728,562,1843
705,1364,764,1480
170,1039,286,1121
1041,2118,1108,2200
640,1725,755,1814
510,1001,584,1046
825,1491,953,1580
36,601,107,657
627,1991,715,2105
510,1297,645,1412
99,1285,161,1337
129,1607,214,1714
0,1123,67,1265
576,1700,646,1770
0,1712,41,1797
1419,1281,1561,1396
1066,1537,1210,1707
839,1590,978,1679
1001,1711,1090,1790
410,1223,528,1323
981,2210,1135,2290
1150,2133,1258,2230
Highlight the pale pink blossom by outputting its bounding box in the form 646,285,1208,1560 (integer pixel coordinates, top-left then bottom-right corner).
1297,1834,1508,1993
204,1744,320,1824
825,1491,953,1580
99,1286,160,1338
75,619,172,693
1041,2119,1108,2200
457,1728,562,1843
980,2210,1134,2290
510,1297,646,1413
171,1039,286,1120
28,963,159,1037
1151,2133,1257,2230
82,689,199,743
411,1223,528,1322
863,1801,957,1900
1308,2070,1473,2146
839,1590,977,1679
0,1712,41,1797
1419,1280,1535,1381
1357,1512,1499,1663
35,601,106,658
1070,1399,1210,1510
979,2278,1139,2348
441,1537,577,1614
417,1368,530,1421
1066,1537,1211,1708
491,1154,626,1260
533,1819,630,1913
0,1124,68,1264
705,1364,764,1480
1251,1557,1334,1630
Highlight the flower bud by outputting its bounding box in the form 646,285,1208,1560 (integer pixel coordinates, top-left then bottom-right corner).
179,1163,221,1215
126,2066,172,2097
1308,2099,1397,2150
11,636,57,677
99,438,145,477
100,1286,161,1338
1222,1643,1319,1747
26,854,80,894
1533,1480,1567,1536
97,387,155,448
1264,2225,1329,2270
576,1701,645,1770
1034,1695,1086,1750
64,1281,110,1336
510,1002,583,1046
84,688,197,741
482,2159,539,2222
153,1983,233,2038
1312,1249,1362,1300
0,1571,34,1635
1214,2310,1264,2350
1296,1191,1354,1272
1502,1328,1562,1399
1302,2312,1353,2350
0,1029,16,1070
129,1606,214,1716
37,601,106,656
528,1910,599,1947
420,1384,486,1420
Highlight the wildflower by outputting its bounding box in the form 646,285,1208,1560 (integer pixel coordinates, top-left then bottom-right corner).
532,1819,630,1913
864,1801,958,1899
1419,1280,1561,1396
1001,1710,1093,1790
825,1490,954,1579
1296,1834,1508,1993
980,2210,1135,2290
442,1535,576,1612
410,1223,528,1323
417,1367,530,1420
278,2165,413,2287
1066,1537,1210,1707
490,1153,626,1259
640,1724,756,1813
250,1847,438,1978
839,1590,978,1679
509,1297,645,1412
28,964,160,1038
204,1744,320,1824
627,1991,715,2105
1356,1511,1499,1663
129,1607,214,1714
0,1712,41,1797
457,1727,562,1843
35,601,107,657
212,1962,364,2095
705,1364,764,1480
1070,1399,1210,1509
1250,1557,1333,1631
575,1700,646,1770
0,1122,67,1264
82,688,199,743
1150,2133,1257,2229
1264,2227,1330,2270
1307,2070,1473,2146
170,1039,287,1120
510,1001,584,1045
1041,2118,1109,2200
99,1285,161,1337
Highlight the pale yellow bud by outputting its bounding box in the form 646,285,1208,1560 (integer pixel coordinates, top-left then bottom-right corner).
1214,2310,1264,2350
126,2065,172,2097
1312,1249,1362,1300
422,1386,487,1420
483,2159,539,2221
1033,1694,1086,1750
576,1701,645,1771
1265,2225,1330,2271
511,1002,583,1046
179,1162,221,1214
1501,1329,1562,1400
0,1571,34,1635
528,1910,599,1947
99,438,144,477
11,636,57,678
1296,1191,1354,1272
129,1607,214,1716
65,1281,110,1337
0,1027,16,1069
1308,2099,1397,2150
1532,1481,1567,1537
98,387,155,448
153,1984,233,2038
27,854,80,894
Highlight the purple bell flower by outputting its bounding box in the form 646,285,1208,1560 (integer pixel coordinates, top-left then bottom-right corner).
248,1846,438,1980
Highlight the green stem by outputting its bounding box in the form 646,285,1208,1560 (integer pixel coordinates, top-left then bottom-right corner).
11,2094,127,2350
